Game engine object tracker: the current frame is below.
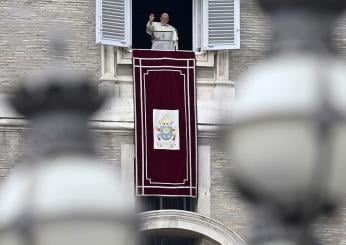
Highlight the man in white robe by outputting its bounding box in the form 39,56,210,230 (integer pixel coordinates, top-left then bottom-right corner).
146,13,179,50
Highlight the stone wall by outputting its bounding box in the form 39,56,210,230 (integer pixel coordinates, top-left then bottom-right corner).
0,126,131,181
210,138,252,241
230,0,346,82
0,128,29,184
228,0,272,82
0,0,100,93
224,1,346,242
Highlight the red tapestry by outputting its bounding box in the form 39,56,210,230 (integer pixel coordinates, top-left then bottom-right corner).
133,49,197,197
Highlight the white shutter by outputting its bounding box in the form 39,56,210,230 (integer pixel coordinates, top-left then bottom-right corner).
202,0,240,50
96,0,131,47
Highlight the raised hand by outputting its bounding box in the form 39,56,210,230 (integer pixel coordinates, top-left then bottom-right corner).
149,13,155,23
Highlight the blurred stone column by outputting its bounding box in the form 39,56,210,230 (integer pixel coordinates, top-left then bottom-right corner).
231,0,346,245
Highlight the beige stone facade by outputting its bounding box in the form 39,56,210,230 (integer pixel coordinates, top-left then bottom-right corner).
0,0,346,244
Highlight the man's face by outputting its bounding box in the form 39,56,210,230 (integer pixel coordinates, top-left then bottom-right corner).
160,15,169,25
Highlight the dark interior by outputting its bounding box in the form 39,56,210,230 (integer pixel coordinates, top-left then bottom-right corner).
132,0,193,50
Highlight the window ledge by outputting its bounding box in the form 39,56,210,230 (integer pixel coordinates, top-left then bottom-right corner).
116,47,215,67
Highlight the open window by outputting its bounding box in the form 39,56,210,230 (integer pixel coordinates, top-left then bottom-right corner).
96,0,240,51
132,0,193,50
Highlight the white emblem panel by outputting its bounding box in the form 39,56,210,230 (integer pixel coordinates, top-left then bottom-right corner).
153,109,180,150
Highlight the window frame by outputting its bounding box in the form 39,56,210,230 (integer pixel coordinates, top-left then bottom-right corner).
130,0,199,51
193,0,203,52
115,47,215,67
97,0,240,51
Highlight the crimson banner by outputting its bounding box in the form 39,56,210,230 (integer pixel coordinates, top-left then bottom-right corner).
133,49,197,197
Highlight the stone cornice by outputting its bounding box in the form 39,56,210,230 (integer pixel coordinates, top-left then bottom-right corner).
0,118,225,138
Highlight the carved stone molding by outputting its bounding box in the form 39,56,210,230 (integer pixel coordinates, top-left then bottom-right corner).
197,145,211,216
0,118,224,138
0,94,232,137
100,47,232,85
100,45,116,81
139,210,247,245
216,50,230,81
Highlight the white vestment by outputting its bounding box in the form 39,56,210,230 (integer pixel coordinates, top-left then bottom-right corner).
146,22,179,50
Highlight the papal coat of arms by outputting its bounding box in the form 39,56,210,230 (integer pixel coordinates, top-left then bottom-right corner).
153,109,180,150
